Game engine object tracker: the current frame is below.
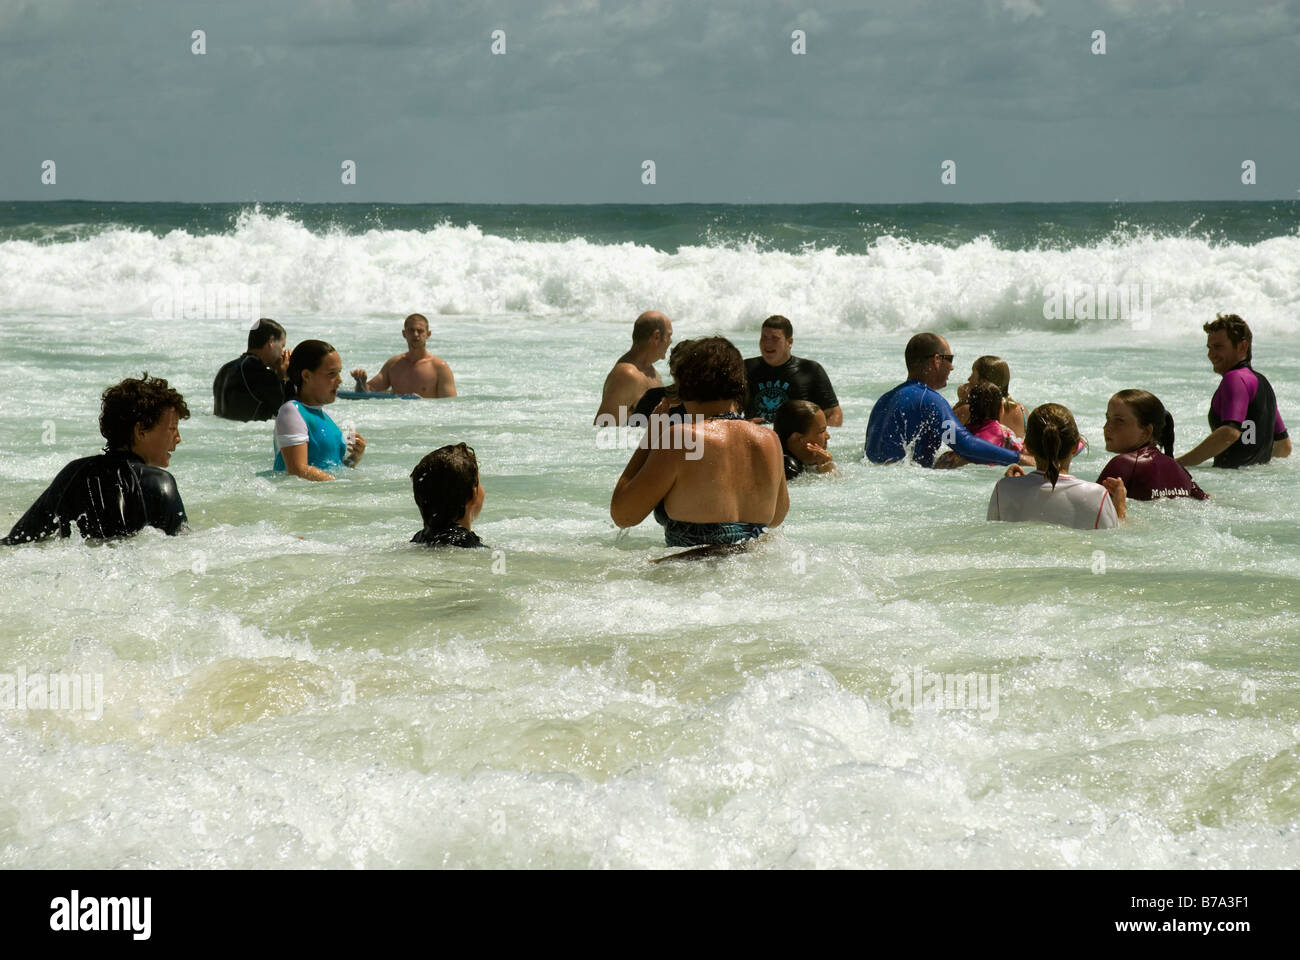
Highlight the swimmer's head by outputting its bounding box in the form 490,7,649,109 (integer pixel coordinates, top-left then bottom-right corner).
968,355,1012,398
905,332,953,388
965,382,1004,430
411,443,484,530
1204,313,1252,371
402,313,430,348
632,311,673,360
248,318,285,352
759,316,794,366
674,336,746,407
773,400,826,462
100,374,190,467
1107,389,1175,456
287,340,341,403
1024,403,1080,489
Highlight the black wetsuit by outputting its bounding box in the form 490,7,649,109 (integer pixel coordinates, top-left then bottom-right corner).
213,353,286,421
4,451,187,544
630,387,686,421
744,356,839,422
412,525,485,548
784,454,807,481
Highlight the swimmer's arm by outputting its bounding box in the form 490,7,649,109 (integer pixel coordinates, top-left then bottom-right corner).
822,405,844,428
1273,434,1292,459
611,445,675,527
1100,476,1127,522
771,475,790,528
594,364,642,425
281,443,336,482
434,359,457,398
344,432,366,468
365,360,395,394
1176,424,1240,467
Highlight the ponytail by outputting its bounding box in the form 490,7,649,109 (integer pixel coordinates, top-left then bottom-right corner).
1159,412,1176,457
1025,403,1080,490
1041,424,1062,487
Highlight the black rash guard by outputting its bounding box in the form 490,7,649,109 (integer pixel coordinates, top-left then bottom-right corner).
411,525,485,548
4,450,187,544
213,353,285,421
744,356,839,422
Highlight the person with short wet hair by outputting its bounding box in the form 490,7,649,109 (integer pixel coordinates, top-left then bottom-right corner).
1178,314,1290,468
743,315,842,426
213,318,290,421
5,374,190,543
594,310,673,425
410,443,487,548
865,333,1023,468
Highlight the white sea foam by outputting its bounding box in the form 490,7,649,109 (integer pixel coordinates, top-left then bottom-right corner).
2,209,1298,335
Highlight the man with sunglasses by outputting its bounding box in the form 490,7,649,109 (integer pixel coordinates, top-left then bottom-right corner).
865,333,1022,467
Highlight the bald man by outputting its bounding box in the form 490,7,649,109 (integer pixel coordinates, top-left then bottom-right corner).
594,310,674,425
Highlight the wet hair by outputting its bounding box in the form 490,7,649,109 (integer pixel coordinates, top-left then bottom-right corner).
667,338,696,378
905,332,947,375
99,373,190,452
285,339,336,399
404,313,430,331
773,400,821,451
247,318,285,351
1024,403,1080,489
411,443,479,528
632,312,669,344
762,315,793,338
965,382,1004,430
971,355,1015,404
1203,313,1252,363
674,336,746,405
1112,388,1176,456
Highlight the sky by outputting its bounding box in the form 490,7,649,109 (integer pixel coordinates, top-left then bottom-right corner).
2,0,1298,202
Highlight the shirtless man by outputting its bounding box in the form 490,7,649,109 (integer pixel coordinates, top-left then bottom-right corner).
350,313,457,398
593,310,673,425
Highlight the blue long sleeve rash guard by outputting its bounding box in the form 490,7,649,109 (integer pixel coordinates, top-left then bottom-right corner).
864,380,1019,467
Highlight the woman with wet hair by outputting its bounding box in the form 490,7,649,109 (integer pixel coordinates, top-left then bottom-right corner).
1098,389,1207,501
611,336,788,549
987,403,1124,530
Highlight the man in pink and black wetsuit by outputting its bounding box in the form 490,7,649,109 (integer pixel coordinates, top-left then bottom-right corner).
1177,314,1291,469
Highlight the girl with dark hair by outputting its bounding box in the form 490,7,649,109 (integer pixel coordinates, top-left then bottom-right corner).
410,443,487,548
987,403,1124,529
1098,390,1207,501
773,400,835,479
274,340,367,481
